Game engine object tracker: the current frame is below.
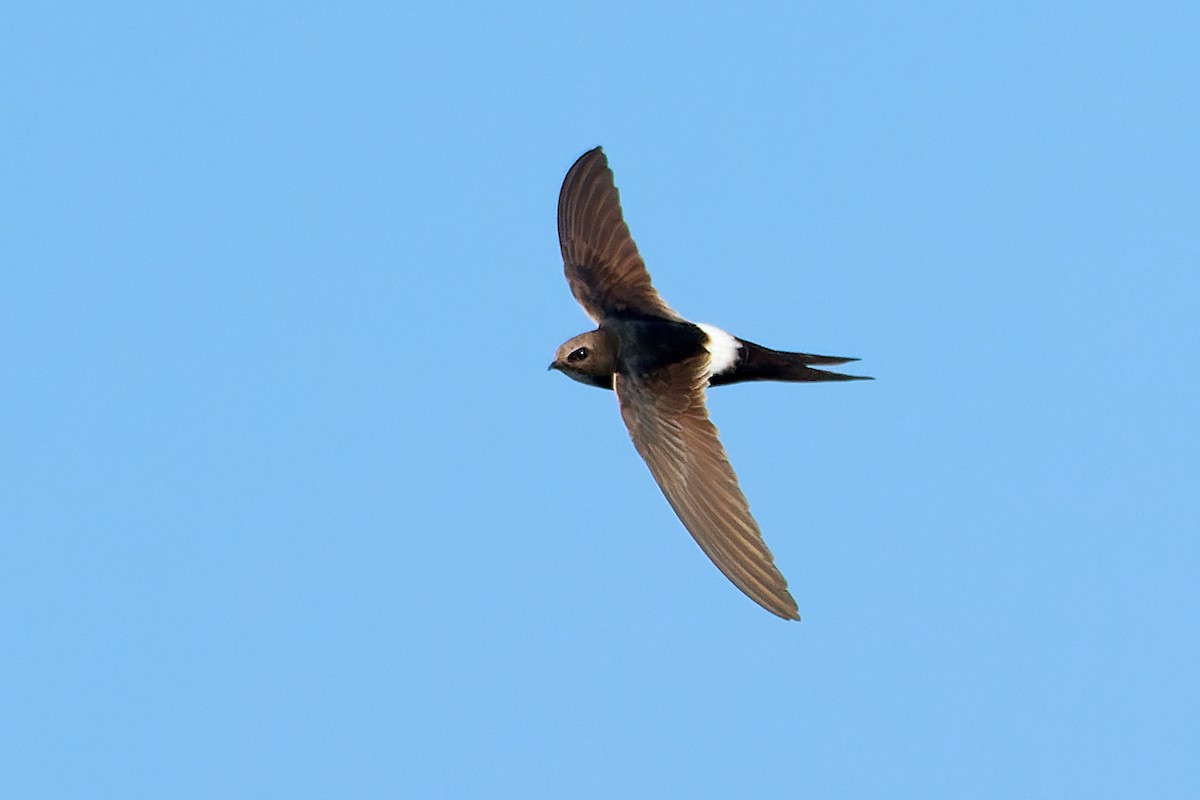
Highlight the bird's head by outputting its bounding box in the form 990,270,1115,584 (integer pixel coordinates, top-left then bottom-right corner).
549,329,617,389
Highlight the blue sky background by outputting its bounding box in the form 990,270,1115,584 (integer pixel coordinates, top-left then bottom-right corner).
3,2,1197,797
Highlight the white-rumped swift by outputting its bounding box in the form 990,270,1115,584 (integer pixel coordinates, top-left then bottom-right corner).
549,147,869,620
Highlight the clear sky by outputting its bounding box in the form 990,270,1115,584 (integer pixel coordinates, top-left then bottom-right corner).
3,2,1197,798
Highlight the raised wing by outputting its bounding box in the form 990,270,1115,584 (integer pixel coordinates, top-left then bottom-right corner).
614,356,800,620
558,147,681,324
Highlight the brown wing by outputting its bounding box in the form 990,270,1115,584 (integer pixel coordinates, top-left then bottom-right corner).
614,357,800,620
558,147,682,324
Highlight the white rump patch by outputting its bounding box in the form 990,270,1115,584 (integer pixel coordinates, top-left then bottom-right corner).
697,323,741,378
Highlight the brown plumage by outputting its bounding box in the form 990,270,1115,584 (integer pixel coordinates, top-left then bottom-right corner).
616,357,800,620
550,146,869,620
557,148,682,324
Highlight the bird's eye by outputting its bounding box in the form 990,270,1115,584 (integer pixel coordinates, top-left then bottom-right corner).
567,347,589,363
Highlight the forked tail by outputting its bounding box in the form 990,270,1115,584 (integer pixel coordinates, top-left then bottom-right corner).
710,340,872,386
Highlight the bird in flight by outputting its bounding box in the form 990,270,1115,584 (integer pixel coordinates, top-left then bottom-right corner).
549,147,869,620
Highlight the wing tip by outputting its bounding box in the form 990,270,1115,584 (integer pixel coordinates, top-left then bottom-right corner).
759,593,801,621
780,607,802,622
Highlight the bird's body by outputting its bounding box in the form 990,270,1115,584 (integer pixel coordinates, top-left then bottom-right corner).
549,147,869,620
554,319,864,390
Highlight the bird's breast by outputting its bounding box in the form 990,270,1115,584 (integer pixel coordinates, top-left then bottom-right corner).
603,316,707,377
